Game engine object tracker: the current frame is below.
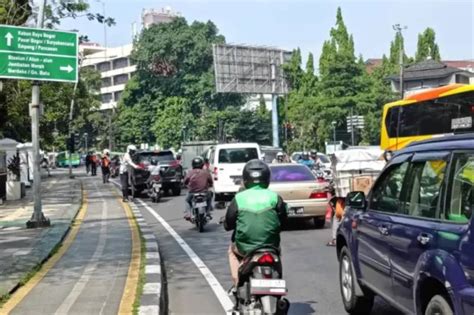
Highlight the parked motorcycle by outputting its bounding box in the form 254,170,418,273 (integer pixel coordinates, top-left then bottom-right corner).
191,193,209,232
231,246,290,315
146,164,162,203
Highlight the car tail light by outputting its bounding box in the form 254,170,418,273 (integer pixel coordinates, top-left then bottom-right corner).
213,167,218,181
169,160,180,168
138,162,146,169
152,174,161,181
310,191,328,199
258,252,275,264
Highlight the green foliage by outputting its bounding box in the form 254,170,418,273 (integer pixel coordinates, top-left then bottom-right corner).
116,17,245,149
415,27,441,62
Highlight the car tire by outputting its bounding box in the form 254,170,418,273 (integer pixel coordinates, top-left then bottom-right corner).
313,217,326,229
339,246,374,315
425,295,453,315
172,186,181,196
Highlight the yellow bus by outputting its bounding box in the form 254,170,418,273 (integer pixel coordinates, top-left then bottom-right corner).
381,84,474,151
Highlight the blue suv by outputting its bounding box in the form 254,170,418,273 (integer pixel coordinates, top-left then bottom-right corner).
337,134,474,315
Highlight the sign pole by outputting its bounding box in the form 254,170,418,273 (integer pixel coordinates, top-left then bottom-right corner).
27,0,50,228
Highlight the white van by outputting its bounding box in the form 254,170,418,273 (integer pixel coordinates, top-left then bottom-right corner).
205,143,262,203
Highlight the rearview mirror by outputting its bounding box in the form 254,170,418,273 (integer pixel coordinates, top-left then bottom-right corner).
346,191,367,210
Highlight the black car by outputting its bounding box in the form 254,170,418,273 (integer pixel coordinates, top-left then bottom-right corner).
130,150,183,197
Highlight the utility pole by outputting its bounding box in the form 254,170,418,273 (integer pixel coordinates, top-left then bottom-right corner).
271,62,279,148
27,0,50,228
350,107,355,146
393,24,407,99
331,121,337,153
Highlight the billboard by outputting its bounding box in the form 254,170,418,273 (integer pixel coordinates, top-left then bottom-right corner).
212,44,291,94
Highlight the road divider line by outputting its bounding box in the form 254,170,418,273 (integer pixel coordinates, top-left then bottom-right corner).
0,190,88,314
118,196,142,314
136,198,235,314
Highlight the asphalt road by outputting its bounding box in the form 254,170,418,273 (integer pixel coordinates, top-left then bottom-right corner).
10,176,132,315
133,190,405,315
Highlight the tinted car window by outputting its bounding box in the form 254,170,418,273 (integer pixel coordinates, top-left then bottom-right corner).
385,91,474,137
371,162,409,213
318,154,330,163
405,160,446,219
447,153,474,223
218,148,258,163
138,152,174,164
270,165,315,182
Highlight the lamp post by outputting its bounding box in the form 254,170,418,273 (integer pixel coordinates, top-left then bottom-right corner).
84,133,88,153
331,121,337,153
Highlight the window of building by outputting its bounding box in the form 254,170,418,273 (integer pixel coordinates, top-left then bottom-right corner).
101,93,113,103
446,153,474,223
113,74,129,85
370,162,409,213
114,91,123,101
113,58,129,70
97,62,111,72
101,77,112,87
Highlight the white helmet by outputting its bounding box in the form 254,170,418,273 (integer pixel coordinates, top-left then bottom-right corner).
127,144,137,153
276,152,284,157
103,149,110,155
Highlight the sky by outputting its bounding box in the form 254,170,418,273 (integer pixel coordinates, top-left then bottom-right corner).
62,0,474,68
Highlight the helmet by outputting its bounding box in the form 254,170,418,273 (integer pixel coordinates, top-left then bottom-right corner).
310,149,317,156
103,149,110,155
127,144,137,154
192,156,204,169
242,159,271,189
276,152,284,157
302,152,310,159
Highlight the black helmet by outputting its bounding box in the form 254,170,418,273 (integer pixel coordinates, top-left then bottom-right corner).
310,149,317,156
192,156,204,169
242,159,271,189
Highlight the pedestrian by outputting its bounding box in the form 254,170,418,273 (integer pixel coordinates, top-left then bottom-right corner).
85,152,91,174
120,145,140,202
101,149,111,183
91,153,98,176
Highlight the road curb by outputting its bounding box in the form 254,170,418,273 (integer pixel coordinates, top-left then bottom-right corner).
129,201,167,315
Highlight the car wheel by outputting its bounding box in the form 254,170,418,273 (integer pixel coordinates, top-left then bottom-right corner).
425,295,453,315
172,186,181,196
313,217,326,229
339,246,374,314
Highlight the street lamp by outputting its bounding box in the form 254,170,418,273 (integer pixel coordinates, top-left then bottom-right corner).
83,132,88,153
331,121,337,153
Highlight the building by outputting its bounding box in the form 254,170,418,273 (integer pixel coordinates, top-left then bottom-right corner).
79,7,179,110
142,7,181,29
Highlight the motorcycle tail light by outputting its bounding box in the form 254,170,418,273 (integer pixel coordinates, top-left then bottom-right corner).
258,252,275,265
152,175,161,181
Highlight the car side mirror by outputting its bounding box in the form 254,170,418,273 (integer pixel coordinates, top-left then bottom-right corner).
346,191,367,210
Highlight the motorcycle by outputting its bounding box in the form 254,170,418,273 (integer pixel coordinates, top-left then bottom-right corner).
146,164,162,203
191,193,209,232
231,246,290,315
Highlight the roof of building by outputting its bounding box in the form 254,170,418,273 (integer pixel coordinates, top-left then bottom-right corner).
387,59,473,81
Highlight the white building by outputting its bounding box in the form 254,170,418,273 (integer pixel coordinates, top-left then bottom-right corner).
79,7,179,111
81,44,136,110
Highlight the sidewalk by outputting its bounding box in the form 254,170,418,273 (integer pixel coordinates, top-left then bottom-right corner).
0,168,83,298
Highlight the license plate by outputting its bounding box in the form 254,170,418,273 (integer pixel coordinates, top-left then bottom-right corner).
250,279,287,295
195,202,207,208
288,207,304,216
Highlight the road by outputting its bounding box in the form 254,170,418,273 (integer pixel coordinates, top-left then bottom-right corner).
5,176,135,315
131,189,405,315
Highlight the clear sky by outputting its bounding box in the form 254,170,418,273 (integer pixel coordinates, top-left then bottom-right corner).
62,0,474,67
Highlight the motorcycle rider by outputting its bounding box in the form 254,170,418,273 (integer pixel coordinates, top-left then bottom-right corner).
120,144,140,202
224,159,287,286
272,152,286,164
183,157,214,221
298,151,314,168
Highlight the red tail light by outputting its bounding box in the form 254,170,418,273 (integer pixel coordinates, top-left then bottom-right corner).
138,163,146,169
169,160,180,167
257,252,275,264
310,191,328,199
213,167,218,181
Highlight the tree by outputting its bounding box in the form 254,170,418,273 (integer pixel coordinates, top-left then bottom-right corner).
116,17,244,149
415,27,441,62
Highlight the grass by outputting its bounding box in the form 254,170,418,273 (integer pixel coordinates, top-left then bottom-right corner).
132,228,147,315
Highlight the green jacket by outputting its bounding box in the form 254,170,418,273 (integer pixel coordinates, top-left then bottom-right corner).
224,186,287,255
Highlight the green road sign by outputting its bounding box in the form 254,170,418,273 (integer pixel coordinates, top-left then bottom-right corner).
0,25,78,83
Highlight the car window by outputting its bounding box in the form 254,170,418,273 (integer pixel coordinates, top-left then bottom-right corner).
270,165,315,182
218,148,258,163
404,160,447,219
138,152,174,164
446,153,474,223
317,154,330,163
370,162,409,213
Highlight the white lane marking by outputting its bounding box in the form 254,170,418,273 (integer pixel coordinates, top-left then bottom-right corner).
145,242,158,251
143,282,161,295
145,265,161,274
55,185,108,315
143,234,156,240
139,305,159,315
137,199,234,313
